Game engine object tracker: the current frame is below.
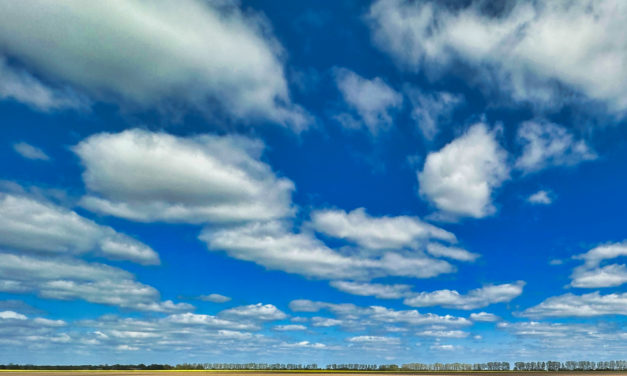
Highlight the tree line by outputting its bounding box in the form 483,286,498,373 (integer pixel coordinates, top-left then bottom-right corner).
1,360,627,371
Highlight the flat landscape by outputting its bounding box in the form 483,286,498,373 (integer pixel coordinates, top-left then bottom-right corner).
2,372,627,376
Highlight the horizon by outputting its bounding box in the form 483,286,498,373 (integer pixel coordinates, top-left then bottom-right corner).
0,0,626,365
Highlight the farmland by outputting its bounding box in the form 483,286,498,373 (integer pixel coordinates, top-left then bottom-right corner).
2,372,627,376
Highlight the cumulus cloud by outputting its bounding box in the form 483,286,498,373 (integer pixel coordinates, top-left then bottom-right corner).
425,243,479,262
273,324,306,331
0,57,87,112
330,281,412,299
199,294,232,303
12,142,50,161
469,312,500,322
289,299,471,328
0,1,307,128
515,121,597,173
334,68,402,134
310,207,456,250
418,123,509,218
368,0,627,112
417,329,469,338
406,88,464,140
201,220,454,281
497,320,627,355
74,129,294,224
570,241,627,288
521,291,627,318
219,303,287,322
164,312,257,331
0,192,159,265
403,282,525,310
0,252,190,312
347,335,400,345
527,190,553,205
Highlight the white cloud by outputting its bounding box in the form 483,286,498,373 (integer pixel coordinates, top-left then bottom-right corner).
347,335,400,345
403,281,525,310
469,312,500,322
219,303,287,322
201,220,454,281
74,129,294,224
406,88,463,140
200,293,232,303
418,123,509,218
527,190,553,205
12,142,50,161
497,320,627,353
0,311,27,320
0,252,190,312
368,0,627,113
311,317,343,327
425,243,479,262
330,281,412,299
273,324,306,331
521,291,627,318
515,121,597,173
289,299,471,328
571,265,627,289
0,1,307,128
0,193,159,265
310,207,456,250
0,57,87,111
334,68,402,134
278,340,327,349
430,344,456,351
164,313,258,331
417,330,468,338
570,241,627,288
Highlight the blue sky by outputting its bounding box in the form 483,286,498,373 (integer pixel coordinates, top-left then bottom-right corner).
0,0,626,365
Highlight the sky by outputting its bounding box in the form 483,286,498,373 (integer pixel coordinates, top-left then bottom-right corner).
0,0,626,366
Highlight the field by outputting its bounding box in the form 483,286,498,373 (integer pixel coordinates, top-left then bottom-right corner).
2,372,627,376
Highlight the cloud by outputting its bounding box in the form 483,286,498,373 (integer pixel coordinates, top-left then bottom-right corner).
74,129,294,224
406,88,463,140
273,324,307,331
310,207,456,250
199,294,232,303
164,312,257,331
0,311,27,320
334,68,402,134
430,344,456,351
497,320,627,355
201,220,455,281
403,282,525,310
311,317,343,327
330,281,412,299
521,291,627,318
0,57,87,111
570,241,627,288
515,121,597,173
0,252,190,312
418,123,509,218
527,190,553,205
347,335,400,345
367,0,627,113
12,142,50,161
417,330,469,338
469,312,500,322
0,1,307,128
425,243,479,262
0,192,159,265
289,299,471,328
219,303,287,322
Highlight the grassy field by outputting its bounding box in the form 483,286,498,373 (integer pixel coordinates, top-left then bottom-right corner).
2,371,627,376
